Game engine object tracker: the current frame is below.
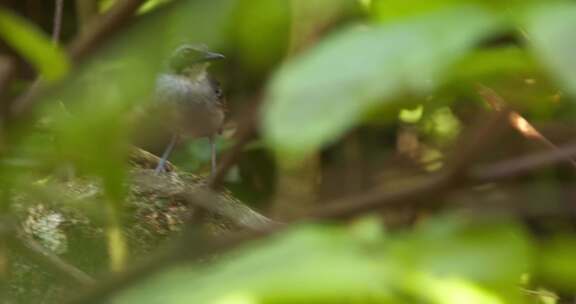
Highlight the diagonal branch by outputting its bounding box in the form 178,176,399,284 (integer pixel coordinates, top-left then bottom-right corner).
477,84,576,170
312,107,509,219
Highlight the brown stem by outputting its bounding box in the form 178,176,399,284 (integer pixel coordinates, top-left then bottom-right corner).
477,84,576,170
312,140,576,220
472,141,576,182
208,94,262,190
208,125,256,190
52,0,65,44
311,109,509,220
75,0,99,33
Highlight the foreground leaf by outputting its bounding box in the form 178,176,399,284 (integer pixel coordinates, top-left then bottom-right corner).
114,225,392,304
0,8,69,81
115,217,532,304
263,5,502,159
524,3,576,97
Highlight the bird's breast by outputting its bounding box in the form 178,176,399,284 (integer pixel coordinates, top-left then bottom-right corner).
155,74,224,138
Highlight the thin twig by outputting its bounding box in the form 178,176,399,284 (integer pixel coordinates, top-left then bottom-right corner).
0,56,17,116
75,0,99,33
312,109,509,220
477,84,576,170
208,125,256,190
472,141,576,182
209,93,262,190
311,171,454,219
52,0,65,44
5,0,65,121
313,139,576,220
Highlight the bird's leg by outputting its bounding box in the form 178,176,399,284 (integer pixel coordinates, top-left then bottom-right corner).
155,134,178,174
209,135,217,177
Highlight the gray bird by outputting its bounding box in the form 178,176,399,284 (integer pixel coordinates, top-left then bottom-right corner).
153,44,225,174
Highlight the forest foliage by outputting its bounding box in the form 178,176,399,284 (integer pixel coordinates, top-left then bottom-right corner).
2,0,576,303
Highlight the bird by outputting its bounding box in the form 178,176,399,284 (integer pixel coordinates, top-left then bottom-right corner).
152,44,225,175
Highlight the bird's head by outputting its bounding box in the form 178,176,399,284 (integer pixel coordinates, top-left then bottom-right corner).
168,44,224,75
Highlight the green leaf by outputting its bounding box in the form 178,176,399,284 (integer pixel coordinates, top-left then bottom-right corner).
114,217,532,304
0,9,70,81
538,237,576,291
400,217,531,286
524,3,576,97
263,5,502,159
370,0,463,22
369,0,539,23
138,0,173,14
390,216,532,303
450,46,536,82
407,274,507,304
232,0,290,75
114,225,392,303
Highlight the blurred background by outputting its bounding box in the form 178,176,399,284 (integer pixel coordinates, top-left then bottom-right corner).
2,0,576,303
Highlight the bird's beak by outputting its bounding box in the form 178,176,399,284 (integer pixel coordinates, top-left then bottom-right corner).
203,51,225,61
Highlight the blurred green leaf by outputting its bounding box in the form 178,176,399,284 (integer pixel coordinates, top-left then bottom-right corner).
423,106,461,145
99,0,116,12
450,46,537,82
399,105,424,123
390,216,532,303
263,5,502,159
114,225,393,304
368,0,530,23
370,0,461,22
114,217,533,304
538,237,576,291
232,0,290,75
0,8,70,81
395,217,531,287
408,274,506,304
524,3,576,97
138,0,172,14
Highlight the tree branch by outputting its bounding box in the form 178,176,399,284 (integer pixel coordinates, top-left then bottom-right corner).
477,84,576,170
52,0,65,44
312,108,509,219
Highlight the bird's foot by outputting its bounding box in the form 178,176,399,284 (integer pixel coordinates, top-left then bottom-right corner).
154,161,168,174
154,165,165,174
